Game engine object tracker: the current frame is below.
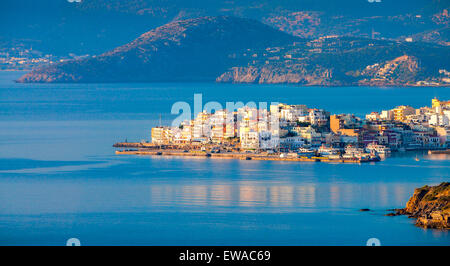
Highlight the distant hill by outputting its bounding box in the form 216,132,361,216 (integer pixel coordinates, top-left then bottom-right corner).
17,16,450,86
17,16,298,83
217,36,450,86
407,27,450,46
1,0,448,57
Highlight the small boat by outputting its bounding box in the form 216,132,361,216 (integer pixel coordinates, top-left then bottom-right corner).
415,155,420,161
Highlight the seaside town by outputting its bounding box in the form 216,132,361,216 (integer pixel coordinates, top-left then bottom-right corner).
0,45,88,70
115,98,450,163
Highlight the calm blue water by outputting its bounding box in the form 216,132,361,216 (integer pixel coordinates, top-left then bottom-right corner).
0,71,449,246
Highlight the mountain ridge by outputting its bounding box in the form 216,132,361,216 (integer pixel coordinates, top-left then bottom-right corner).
17,16,299,83
1,0,448,56
17,16,450,86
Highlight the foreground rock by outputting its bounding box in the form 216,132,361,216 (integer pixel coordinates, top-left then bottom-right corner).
388,182,450,229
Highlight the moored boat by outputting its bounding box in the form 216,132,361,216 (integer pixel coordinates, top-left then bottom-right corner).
297,148,315,157
318,145,339,156
365,142,391,156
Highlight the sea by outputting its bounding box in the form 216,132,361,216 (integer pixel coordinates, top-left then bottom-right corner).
0,71,449,245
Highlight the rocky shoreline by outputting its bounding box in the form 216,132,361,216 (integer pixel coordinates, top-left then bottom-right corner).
387,182,450,229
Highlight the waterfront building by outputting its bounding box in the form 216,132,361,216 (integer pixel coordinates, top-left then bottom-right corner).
180,121,193,142
210,110,227,143
259,131,279,150
151,126,171,144
149,98,449,153
240,130,259,150
280,136,305,151
193,111,211,139
224,112,237,138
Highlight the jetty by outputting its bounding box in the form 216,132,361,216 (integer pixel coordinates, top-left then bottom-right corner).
113,142,378,164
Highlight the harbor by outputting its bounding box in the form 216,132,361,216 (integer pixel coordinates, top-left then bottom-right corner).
113,142,381,163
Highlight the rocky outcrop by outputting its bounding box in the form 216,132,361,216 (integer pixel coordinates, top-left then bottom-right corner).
216,65,340,86
389,182,450,229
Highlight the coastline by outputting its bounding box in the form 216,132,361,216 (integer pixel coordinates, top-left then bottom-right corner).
387,182,450,230
115,149,376,163
7,68,450,87
113,142,380,164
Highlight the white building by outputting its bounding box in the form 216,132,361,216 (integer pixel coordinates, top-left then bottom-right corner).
429,114,449,127
280,136,305,150
309,109,329,126
366,112,380,121
259,131,279,150
280,104,308,121
380,110,393,121
193,111,211,139
240,131,259,150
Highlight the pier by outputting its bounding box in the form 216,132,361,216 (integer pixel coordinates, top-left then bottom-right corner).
113,142,377,164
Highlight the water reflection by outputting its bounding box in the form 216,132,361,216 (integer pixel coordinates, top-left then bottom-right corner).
239,184,267,207
296,186,316,208
427,154,450,161
210,185,232,206
329,186,340,208
148,182,415,211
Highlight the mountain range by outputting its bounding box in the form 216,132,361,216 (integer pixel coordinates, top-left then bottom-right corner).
17,16,450,86
17,16,297,83
1,0,449,55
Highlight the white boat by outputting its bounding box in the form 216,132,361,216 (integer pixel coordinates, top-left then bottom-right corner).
366,143,391,156
318,145,339,156
344,145,365,156
297,148,315,156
